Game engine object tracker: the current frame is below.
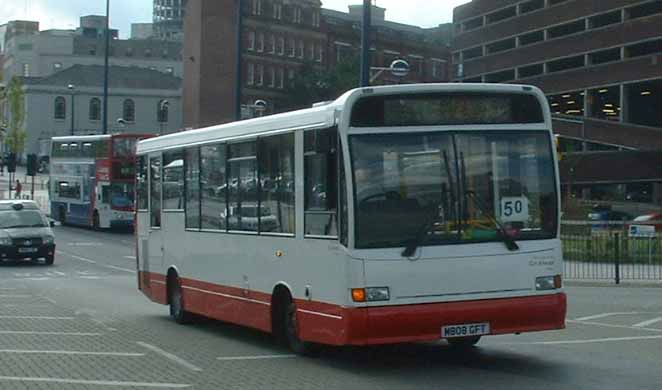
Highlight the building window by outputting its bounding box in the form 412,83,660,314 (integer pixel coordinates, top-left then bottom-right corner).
145,49,152,57
278,68,284,89
22,63,30,77
486,38,516,54
273,3,282,19
547,20,585,39
589,86,620,121
157,99,169,123
485,6,516,25
308,42,315,60
288,69,295,81
293,6,302,23
89,98,101,121
304,128,338,237
288,38,296,57
626,1,662,20
89,45,97,55
248,31,256,51
484,69,515,83
247,63,255,85
518,63,544,78
269,67,275,87
298,40,304,58
54,96,66,120
547,91,584,116
277,37,285,55
519,0,544,14
589,10,622,29
53,62,63,72
256,64,264,86
257,33,264,52
431,59,445,79
123,99,136,122
589,48,621,65
462,46,483,60
252,0,262,15
462,16,483,31
316,44,323,63
312,11,320,27
126,48,133,57
547,55,585,73
625,39,662,58
269,35,275,53
519,30,544,46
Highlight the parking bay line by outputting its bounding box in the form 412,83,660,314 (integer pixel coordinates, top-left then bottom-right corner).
0,349,144,357
0,331,102,336
633,317,662,328
136,342,203,372
573,312,642,321
216,354,297,361
0,316,75,320
567,319,662,333
0,376,190,388
506,335,662,345
57,251,135,274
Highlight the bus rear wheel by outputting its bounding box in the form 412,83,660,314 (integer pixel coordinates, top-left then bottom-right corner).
168,274,193,324
92,211,100,230
447,336,481,349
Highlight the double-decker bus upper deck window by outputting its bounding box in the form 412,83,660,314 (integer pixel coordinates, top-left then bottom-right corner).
304,128,338,237
201,144,227,230
350,93,544,127
163,151,184,210
185,147,201,229
137,156,148,211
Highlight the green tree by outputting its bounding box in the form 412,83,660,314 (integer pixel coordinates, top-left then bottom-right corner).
283,57,360,110
5,77,27,157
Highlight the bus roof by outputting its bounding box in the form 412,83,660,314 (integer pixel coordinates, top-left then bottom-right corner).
136,83,547,155
52,134,153,143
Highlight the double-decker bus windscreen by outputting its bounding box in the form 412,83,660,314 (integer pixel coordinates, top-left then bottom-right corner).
351,131,557,249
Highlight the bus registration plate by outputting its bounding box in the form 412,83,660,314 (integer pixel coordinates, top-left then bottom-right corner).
442,322,490,338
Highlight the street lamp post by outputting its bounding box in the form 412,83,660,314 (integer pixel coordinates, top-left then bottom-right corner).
67,84,75,135
360,0,372,87
158,100,169,135
235,0,243,121
103,0,110,134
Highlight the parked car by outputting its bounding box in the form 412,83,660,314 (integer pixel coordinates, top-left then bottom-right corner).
588,206,632,232
630,213,662,232
0,201,56,265
221,204,278,232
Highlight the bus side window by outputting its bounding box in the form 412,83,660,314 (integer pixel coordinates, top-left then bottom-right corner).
304,127,338,237
338,142,348,246
163,151,184,210
185,147,201,229
150,156,162,228
200,144,226,230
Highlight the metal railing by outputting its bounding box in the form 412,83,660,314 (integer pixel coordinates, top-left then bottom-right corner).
562,220,662,283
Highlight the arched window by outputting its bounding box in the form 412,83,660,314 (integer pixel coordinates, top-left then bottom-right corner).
123,99,135,122
89,98,101,121
54,96,66,119
157,100,169,123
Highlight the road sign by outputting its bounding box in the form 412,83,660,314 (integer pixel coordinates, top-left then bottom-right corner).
629,224,656,238
390,60,410,77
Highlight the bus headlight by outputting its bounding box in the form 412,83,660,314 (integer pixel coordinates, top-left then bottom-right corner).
536,275,562,290
352,287,390,302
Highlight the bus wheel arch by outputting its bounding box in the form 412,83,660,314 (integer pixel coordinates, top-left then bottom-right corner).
167,267,192,324
271,283,317,355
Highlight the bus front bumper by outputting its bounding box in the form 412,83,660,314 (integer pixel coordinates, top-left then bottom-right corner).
299,293,566,346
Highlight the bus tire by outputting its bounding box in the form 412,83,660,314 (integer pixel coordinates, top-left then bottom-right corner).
447,336,481,349
275,291,317,356
168,273,193,324
58,207,66,226
92,211,100,230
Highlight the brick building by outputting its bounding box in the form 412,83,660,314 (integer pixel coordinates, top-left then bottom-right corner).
451,0,662,151
182,0,451,129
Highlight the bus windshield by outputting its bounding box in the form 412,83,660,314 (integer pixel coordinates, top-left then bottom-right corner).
351,131,557,249
109,183,135,210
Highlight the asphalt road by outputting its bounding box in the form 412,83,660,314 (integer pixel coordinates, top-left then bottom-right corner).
0,225,662,389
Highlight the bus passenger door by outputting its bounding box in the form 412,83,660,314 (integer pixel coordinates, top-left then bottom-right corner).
148,156,164,270
97,183,111,228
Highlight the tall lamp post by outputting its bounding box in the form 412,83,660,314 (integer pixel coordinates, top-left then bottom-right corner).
235,0,243,121
67,84,75,135
158,100,169,135
360,0,372,87
102,0,110,134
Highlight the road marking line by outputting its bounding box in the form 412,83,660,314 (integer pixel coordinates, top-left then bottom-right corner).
574,312,642,321
53,271,66,276
633,317,662,328
58,251,135,273
567,319,662,333
0,349,144,356
0,295,32,298
0,288,17,290
80,276,101,279
124,256,136,260
216,354,296,361
0,376,190,388
512,335,662,345
0,331,102,336
0,316,74,320
136,342,203,372
41,296,57,305
67,242,103,246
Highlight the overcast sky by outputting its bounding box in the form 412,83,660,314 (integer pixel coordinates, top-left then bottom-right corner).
1,0,469,39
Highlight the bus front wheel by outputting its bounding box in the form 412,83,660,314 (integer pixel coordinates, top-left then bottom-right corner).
168,274,193,324
280,295,317,356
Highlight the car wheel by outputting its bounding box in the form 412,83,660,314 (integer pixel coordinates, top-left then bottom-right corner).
44,254,54,266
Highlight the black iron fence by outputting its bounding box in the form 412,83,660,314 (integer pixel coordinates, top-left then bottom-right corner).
562,220,662,283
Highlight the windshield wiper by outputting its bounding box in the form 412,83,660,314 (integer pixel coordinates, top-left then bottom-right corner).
401,211,443,258
465,190,519,252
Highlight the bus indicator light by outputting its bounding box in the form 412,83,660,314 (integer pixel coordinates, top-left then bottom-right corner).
351,288,366,302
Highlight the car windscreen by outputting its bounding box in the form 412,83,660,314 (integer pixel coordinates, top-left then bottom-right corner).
0,210,48,229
